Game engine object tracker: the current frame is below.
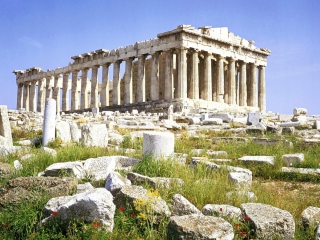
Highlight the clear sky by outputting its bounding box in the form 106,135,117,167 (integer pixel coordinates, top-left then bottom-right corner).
1,0,319,114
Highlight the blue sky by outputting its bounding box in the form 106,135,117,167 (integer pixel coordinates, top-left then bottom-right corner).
1,0,319,114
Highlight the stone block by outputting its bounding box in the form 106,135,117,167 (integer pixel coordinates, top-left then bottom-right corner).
171,194,201,216
0,105,13,146
81,124,108,147
42,99,56,146
202,204,241,218
201,118,223,125
282,153,304,167
56,121,71,143
69,122,80,142
105,172,131,196
209,113,233,123
238,156,274,165
247,112,262,126
83,156,117,181
293,108,307,116
143,132,174,160
301,206,320,228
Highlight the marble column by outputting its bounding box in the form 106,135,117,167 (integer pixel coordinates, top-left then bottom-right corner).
150,52,160,100
22,83,29,111
29,81,37,112
81,68,89,109
101,63,110,107
249,63,257,107
202,52,212,101
17,84,23,110
177,48,188,99
71,70,80,111
189,50,199,99
91,66,99,108
113,61,121,105
45,76,54,99
53,75,61,113
62,73,69,111
217,56,224,103
164,50,174,99
239,61,247,106
228,58,236,105
124,58,133,104
137,55,146,102
258,66,266,112
38,78,46,112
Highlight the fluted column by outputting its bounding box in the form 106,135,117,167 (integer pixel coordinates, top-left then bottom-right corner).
177,47,188,99
258,66,266,112
62,73,69,111
101,63,110,107
124,58,134,104
38,78,46,112
80,68,89,109
29,81,37,112
150,52,160,100
202,52,212,101
217,56,224,103
17,84,23,109
53,75,61,113
239,61,247,106
22,83,29,111
249,63,257,107
113,61,121,105
137,55,146,102
164,50,174,99
228,58,236,105
45,76,54,99
91,66,99,108
71,70,80,111
189,50,199,99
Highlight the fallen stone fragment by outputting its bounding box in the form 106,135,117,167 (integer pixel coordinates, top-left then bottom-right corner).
127,172,184,188
42,188,115,232
0,162,14,179
143,131,174,160
44,161,84,178
56,121,71,143
81,124,108,147
166,214,234,240
170,194,201,216
238,156,274,165
105,172,131,195
282,153,304,167
301,206,320,228
13,160,23,170
281,167,320,175
241,203,295,240
202,204,241,219
228,172,252,187
76,182,94,194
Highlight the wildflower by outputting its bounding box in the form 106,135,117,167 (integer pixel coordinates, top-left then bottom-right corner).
130,213,135,217
235,223,239,227
241,231,246,236
52,211,57,216
5,222,9,227
171,211,175,215
92,221,101,227
220,208,223,212
244,216,250,221
42,223,46,227
118,206,124,211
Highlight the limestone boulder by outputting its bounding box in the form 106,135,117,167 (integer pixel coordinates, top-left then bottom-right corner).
241,203,295,240
0,162,14,178
105,172,131,195
202,204,241,219
41,147,57,157
301,206,320,228
13,160,23,170
81,124,108,147
83,156,117,181
0,177,78,206
56,121,71,143
171,194,201,216
228,172,252,187
0,105,13,146
108,131,124,145
201,118,223,125
166,214,234,240
69,122,80,142
44,161,84,178
42,188,115,232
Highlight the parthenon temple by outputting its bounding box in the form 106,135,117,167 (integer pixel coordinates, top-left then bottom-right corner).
13,25,270,113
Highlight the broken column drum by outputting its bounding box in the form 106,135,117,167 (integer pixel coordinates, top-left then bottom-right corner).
13,25,270,113
143,132,174,160
42,98,56,146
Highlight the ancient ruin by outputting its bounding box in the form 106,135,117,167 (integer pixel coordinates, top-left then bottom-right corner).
13,25,270,114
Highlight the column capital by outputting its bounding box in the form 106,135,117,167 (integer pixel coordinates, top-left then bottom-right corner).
137,54,147,59
63,72,70,76
124,57,135,62
103,62,111,67
91,65,100,70
152,51,161,56
113,60,122,64
227,57,235,63
258,65,266,69
164,48,175,54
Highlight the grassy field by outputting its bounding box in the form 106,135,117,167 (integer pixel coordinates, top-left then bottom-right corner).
1,128,320,239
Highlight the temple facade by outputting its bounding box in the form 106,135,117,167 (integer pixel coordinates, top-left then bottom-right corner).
13,25,270,113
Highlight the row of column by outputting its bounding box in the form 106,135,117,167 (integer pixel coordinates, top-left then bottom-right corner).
17,48,266,113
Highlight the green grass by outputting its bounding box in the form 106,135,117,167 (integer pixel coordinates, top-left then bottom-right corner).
1,129,320,239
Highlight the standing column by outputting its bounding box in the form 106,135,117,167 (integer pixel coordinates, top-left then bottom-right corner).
189,50,199,99
71,70,80,111
258,66,266,112
29,81,37,112
81,68,89,109
124,58,133,104
91,66,99,108
17,84,23,110
228,58,236,105
23,83,30,111
113,61,121,105
53,75,61,113
177,47,188,99
239,61,247,106
38,78,46,112
137,55,146,102
45,76,54,99
62,73,69,111
202,52,212,101
249,63,257,107
101,63,110,107
164,50,174,99
150,52,160,100
217,56,225,103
